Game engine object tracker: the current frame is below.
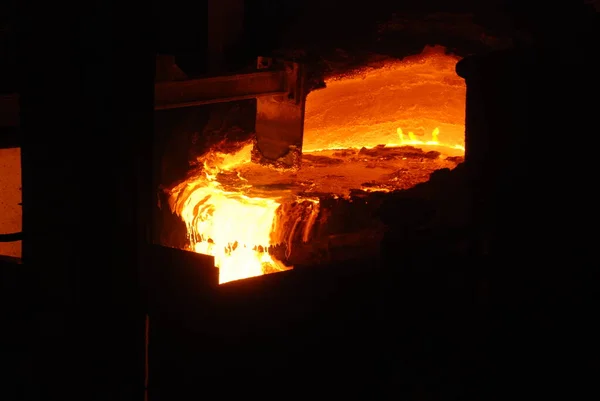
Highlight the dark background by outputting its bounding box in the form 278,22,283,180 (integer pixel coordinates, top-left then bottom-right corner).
1,1,598,400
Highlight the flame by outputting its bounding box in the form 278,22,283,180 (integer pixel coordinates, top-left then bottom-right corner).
168,46,466,284
169,143,290,284
395,126,464,150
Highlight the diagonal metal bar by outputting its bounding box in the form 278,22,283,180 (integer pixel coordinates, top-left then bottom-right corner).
154,70,288,110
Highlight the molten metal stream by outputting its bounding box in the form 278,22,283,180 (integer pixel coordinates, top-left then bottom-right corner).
169,46,466,284
169,143,291,284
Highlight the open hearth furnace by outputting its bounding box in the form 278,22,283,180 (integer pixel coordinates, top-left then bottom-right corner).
6,1,595,399
153,45,467,284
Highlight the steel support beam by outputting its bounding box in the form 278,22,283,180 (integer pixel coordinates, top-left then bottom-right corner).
154,58,307,168
253,62,306,167
154,70,288,110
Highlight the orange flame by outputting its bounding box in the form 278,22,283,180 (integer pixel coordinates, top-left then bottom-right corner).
169,143,290,284
169,46,466,284
395,126,464,150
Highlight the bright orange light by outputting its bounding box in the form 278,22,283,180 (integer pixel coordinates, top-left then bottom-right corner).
168,46,466,284
302,45,465,152
169,143,291,284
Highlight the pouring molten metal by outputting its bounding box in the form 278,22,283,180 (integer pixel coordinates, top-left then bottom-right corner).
169,46,466,284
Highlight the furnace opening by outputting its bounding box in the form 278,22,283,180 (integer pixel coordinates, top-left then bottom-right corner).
303,45,465,152
166,46,466,284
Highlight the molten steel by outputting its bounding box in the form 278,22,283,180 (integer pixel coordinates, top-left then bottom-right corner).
169,46,466,284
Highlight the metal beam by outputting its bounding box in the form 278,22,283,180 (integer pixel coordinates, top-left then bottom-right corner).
253,62,306,167
154,70,288,110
